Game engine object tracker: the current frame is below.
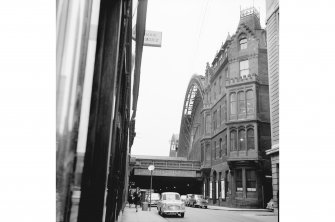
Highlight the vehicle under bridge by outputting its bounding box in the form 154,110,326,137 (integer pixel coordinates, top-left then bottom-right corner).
129,155,202,195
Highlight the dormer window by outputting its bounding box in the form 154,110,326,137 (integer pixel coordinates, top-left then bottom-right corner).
240,38,247,50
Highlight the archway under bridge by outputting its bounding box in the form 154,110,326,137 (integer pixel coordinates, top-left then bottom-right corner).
129,155,203,195
130,175,202,195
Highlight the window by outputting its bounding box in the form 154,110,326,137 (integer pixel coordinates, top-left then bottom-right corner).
163,193,180,200
236,169,243,191
218,107,221,127
214,82,217,100
230,93,237,120
221,100,226,124
219,139,222,158
219,76,222,94
206,115,211,134
238,91,246,119
240,60,249,77
246,170,257,191
247,128,255,150
224,99,227,122
201,145,204,162
240,38,247,50
230,130,237,151
206,144,211,161
213,110,217,131
238,129,246,151
224,135,227,155
213,141,216,160
246,90,254,118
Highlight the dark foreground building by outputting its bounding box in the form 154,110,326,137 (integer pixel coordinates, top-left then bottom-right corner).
56,0,148,221
178,7,272,208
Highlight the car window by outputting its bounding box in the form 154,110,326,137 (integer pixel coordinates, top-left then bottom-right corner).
162,193,180,200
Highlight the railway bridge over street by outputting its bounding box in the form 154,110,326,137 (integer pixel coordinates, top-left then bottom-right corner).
129,155,202,195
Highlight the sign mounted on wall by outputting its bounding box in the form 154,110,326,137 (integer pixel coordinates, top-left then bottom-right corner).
132,28,162,47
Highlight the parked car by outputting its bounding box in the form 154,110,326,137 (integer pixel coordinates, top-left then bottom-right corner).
157,192,186,218
145,193,161,206
185,194,193,206
188,194,208,208
180,195,187,203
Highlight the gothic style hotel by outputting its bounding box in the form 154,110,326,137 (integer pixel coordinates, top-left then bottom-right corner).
177,7,272,208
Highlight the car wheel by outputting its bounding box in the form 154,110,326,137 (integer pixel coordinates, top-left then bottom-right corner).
205,206,207,209
180,213,184,218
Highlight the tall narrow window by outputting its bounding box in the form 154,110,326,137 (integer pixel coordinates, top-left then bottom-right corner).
230,130,237,151
219,107,221,127
247,128,255,150
224,99,227,122
206,115,211,134
240,38,247,50
219,139,222,158
236,169,243,192
224,134,227,155
213,141,216,160
239,129,246,151
246,170,257,191
240,60,249,77
213,110,217,131
238,91,246,119
219,76,222,94
201,145,204,162
206,144,211,161
246,90,254,118
230,93,236,120
214,82,217,100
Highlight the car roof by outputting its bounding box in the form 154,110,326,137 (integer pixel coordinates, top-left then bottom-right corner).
161,192,179,194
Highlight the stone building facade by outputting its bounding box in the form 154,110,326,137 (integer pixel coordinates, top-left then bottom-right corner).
265,0,279,213
178,7,272,208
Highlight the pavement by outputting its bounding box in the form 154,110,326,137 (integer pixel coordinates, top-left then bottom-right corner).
207,205,273,212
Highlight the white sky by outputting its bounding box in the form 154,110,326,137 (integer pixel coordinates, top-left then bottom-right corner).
131,0,266,156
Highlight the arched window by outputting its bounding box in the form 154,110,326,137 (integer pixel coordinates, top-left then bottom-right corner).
238,91,246,119
240,37,247,50
239,129,246,150
247,128,255,150
246,90,254,118
230,130,237,151
230,93,236,120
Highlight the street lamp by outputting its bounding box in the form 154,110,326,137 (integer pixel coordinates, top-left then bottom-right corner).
148,164,155,211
